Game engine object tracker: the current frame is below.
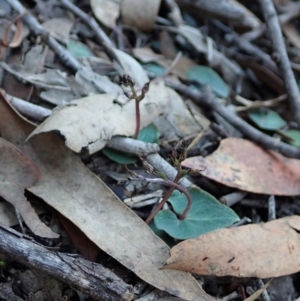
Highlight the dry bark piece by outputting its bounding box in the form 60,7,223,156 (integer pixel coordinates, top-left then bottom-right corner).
165,216,300,278
182,138,300,195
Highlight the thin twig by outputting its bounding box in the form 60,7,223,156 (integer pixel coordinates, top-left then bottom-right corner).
230,34,278,74
257,279,271,301
268,195,276,221
147,153,192,187
1,90,51,121
160,51,182,79
221,291,239,301
260,0,300,125
167,81,300,159
106,137,159,156
219,191,247,207
235,94,286,112
60,0,114,48
59,0,121,66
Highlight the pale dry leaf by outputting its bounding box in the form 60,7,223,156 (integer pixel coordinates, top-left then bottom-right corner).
0,91,216,301
165,0,183,26
28,80,169,155
0,201,45,227
112,48,149,88
0,202,18,226
90,0,120,29
132,47,195,79
0,137,58,238
182,138,300,195
42,17,73,39
133,47,165,63
227,0,261,28
176,25,208,54
121,0,161,31
154,87,209,137
159,31,177,60
75,67,122,95
164,216,300,278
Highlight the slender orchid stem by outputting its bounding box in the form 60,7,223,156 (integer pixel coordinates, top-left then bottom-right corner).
130,170,192,223
145,171,182,224
133,98,140,139
127,85,139,139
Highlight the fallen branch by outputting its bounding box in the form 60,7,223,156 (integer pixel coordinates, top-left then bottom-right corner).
0,223,133,301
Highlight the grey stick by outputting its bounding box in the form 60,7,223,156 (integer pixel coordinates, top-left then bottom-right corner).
260,0,300,125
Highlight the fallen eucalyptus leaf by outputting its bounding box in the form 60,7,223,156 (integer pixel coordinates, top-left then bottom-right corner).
121,0,161,31
90,0,120,29
182,138,300,195
164,216,300,278
0,137,58,238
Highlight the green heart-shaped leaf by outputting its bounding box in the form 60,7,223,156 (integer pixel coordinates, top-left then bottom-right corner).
186,65,229,98
102,148,137,164
143,63,166,76
67,40,92,58
248,109,286,130
138,123,159,143
154,187,239,240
